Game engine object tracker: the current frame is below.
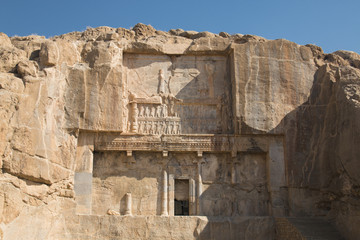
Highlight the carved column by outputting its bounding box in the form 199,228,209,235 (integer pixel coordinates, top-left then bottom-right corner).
189,178,196,215
196,160,204,215
124,192,132,216
168,173,175,216
161,170,168,216
128,93,138,133
130,101,138,133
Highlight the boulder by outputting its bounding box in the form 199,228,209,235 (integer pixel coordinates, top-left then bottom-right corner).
39,41,59,67
17,60,38,77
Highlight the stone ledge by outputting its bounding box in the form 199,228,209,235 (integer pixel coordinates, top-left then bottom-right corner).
63,215,275,240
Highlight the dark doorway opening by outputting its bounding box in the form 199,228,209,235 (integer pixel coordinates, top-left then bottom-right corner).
174,179,189,216
175,199,189,215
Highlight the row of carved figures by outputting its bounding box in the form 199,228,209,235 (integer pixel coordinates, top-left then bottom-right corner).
138,104,178,118
137,120,181,135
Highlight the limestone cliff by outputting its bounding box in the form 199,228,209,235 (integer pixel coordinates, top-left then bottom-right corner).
0,23,359,239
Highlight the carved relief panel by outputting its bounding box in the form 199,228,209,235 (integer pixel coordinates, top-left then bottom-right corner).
123,54,233,134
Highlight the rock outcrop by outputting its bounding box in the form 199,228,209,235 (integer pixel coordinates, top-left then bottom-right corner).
0,23,359,239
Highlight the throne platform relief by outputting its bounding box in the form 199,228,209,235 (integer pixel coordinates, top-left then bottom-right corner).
122,54,233,136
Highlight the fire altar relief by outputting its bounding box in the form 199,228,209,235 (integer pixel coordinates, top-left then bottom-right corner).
123,54,233,134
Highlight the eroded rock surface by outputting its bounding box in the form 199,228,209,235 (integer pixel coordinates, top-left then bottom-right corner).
0,23,359,239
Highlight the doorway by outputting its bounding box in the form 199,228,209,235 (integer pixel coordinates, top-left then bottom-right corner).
174,179,189,216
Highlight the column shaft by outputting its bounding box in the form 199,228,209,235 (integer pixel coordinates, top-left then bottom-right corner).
161,170,168,216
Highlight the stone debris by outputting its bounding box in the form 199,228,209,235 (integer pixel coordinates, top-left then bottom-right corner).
107,209,120,215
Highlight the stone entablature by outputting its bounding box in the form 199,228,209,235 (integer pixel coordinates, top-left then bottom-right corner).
96,134,232,153
94,133,274,154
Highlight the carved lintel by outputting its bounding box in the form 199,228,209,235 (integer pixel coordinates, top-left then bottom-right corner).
162,151,168,157
197,151,203,157
126,150,132,157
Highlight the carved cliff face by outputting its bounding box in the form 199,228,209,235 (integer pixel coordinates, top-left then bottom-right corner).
0,24,360,239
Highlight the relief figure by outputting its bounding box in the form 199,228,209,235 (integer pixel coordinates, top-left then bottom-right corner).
167,94,182,117
170,122,175,134
138,121,142,133
176,122,181,134
139,105,144,117
156,105,161,117
149,121,153,134
145,106,150,117
174,122,178,134
145,122,151,133
150,106,155,117
159,121,164,134
154,121,159,134
158,69,171,94
161,104,168,117
165,123,170,134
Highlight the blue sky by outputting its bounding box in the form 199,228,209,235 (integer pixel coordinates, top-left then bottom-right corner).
1,0,359,54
